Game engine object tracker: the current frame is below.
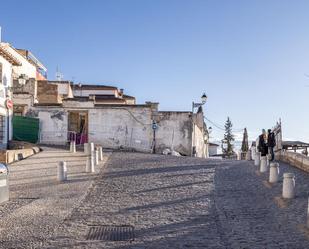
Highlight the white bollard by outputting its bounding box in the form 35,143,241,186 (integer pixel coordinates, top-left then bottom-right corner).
254,152,261,166
269,162,279,183
95,149,99,165
251,147,256,161
86,155,95,173
99,146,103,161
89,143,95,156
58,161,67,181
282,173,295,199
72,141,76,153
260,156,268,173
84,143,89,154
69,141,73,152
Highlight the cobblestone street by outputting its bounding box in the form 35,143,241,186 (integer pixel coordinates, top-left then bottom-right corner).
2,149,309,248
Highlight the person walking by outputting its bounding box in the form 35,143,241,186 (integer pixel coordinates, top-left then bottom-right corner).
267,129,276,161
258,129,268,157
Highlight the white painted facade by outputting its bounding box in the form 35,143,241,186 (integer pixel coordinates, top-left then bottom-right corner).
0,54,13,148
35,104,208,157
0,43,37,79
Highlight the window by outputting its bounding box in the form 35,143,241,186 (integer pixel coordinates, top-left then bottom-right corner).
0,115,5,143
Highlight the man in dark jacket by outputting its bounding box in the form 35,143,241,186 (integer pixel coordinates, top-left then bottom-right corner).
258,129,268,156
267,129,276,161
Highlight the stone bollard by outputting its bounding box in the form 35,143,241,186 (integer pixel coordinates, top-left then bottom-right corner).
69,141,73,152
84,143,89,155
254,152,261,166
95,149,99,165
72,141,76,153
251,147,256,161
58,161,67,182
282,173,295,199
89,142,95,153
269,162,279,183
99,146,103,161
260,156,268,173
86,154,95,173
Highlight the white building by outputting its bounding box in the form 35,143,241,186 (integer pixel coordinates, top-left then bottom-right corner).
0,45,21,148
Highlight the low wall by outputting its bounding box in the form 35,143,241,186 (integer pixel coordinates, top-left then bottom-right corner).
0,147,40,164
278,150,309,172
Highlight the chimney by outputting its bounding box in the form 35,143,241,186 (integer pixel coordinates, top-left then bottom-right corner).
120,88,124,94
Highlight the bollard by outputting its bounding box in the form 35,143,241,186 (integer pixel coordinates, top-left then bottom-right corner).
72,141,76,153
0,164,9,203
260,156,268,173
254,152,261,166
84,143,89,155
95,149,99,165
251,147,256,161
99,146,103,161
282,173,295,199
269,162,279,183
69,141,73,152
89,142,95,152
58,161,67,182
86,155,95,173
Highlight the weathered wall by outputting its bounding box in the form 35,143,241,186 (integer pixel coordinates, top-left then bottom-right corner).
155,112,192,155
34,105,153,152
88,106,153,152
193,124,207,158
37,81,61,104
37,108,68,145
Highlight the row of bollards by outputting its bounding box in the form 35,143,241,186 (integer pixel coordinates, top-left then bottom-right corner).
253,151,308,226
255,151,295,198
58,142,104,181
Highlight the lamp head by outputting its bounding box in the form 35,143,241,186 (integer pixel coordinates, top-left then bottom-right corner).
201,93,207,104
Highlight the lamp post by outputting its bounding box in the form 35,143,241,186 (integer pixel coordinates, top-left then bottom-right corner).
191,93,207,157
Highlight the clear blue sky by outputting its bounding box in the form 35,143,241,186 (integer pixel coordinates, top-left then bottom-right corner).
1,0,309,143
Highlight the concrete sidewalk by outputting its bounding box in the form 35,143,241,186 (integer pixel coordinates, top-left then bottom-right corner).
0,146,110,249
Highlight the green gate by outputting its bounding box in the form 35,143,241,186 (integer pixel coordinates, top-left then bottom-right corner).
12,116,39,143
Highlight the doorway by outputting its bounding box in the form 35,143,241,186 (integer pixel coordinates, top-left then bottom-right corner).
68,111,88,144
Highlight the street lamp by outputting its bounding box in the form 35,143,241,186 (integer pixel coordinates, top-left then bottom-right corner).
18,74,28,85
192,93,207,113
191,93,207,157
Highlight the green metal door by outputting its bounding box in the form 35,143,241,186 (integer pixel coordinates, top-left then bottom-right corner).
12,116,39,143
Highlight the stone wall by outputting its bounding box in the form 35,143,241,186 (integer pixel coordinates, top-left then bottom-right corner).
278,150,309,173
37,81,61,104
155,112,192,155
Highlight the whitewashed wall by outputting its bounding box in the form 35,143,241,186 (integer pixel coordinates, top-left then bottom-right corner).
88,107,153,152
155,112,192,155
0,55,13,147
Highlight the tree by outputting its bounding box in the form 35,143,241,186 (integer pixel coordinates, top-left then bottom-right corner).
241,128,249,152
222,117,235,157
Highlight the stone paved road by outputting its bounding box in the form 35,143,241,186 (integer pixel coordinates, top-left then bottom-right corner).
2,150,309,248
0,146,109,249
40,152,309,249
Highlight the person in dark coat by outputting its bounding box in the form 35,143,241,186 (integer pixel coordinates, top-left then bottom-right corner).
267,129,276,161
258,129,268,156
